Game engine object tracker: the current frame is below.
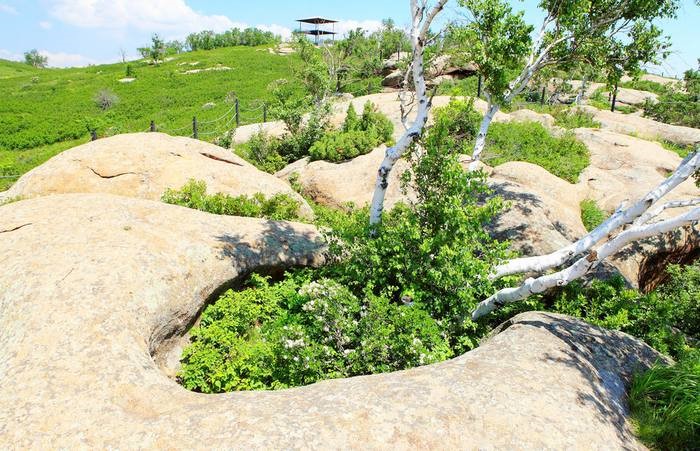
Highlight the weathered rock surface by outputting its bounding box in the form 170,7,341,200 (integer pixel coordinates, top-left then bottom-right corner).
613,87,658,106
0,195,661,448
1,133,313,218
276,145,416,209
581,105,700,146
488,162,586,256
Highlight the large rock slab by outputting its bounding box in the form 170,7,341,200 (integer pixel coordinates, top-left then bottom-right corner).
1,133,313,218
0,195,661,448
581,105,700,146
488,162,586,256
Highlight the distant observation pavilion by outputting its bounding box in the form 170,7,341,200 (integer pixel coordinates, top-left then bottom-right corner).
297,17,338,45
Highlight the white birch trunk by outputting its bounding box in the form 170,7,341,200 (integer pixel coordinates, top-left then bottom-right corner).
369,0,446,227
469,103,500,171
493,152,700,278
473,206,700,320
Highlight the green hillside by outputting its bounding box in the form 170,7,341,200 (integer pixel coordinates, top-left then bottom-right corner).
0,46,299,190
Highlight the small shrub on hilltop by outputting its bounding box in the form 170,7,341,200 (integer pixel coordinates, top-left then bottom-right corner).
161,179,301,221
94,89,119,111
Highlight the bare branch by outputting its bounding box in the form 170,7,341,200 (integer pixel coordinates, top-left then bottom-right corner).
493,151,700,278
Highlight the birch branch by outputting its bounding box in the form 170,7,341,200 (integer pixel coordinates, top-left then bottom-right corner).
473,206,700,320
634,198,700,226
369,0,447,227
493,151,700,278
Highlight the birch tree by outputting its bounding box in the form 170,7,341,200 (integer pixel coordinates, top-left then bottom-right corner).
453,0,678,168
473,148,700,319
369,0,448,227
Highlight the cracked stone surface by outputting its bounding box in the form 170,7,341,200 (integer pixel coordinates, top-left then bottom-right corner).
0,193,662,448
0,132,313,219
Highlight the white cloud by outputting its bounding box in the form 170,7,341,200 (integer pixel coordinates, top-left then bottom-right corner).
0,48,23,61
0,3,17,14
39,50,99,67
39,21,53,30
48,0,242,33
257,24,293,40
333,20,383,36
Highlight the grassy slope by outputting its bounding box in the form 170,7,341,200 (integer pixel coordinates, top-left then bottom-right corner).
0,47,298,190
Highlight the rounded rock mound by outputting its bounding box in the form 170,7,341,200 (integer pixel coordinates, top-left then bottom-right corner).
1,132,313,218
0,194,662,448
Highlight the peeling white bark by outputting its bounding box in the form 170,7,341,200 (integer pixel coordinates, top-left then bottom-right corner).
474,149,700,319
369,0,447,227
493,152,700,278
469,103,500,171
473,206,700,320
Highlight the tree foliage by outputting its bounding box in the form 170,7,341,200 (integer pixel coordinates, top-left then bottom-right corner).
23,49,47,68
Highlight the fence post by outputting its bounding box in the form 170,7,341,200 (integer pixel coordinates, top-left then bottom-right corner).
540,86,546,105
90,130,97,141
235,98,240,127
477,74,482,98
263,104,267,122
192,116,198,139
610,82,618,112
150,120,155,132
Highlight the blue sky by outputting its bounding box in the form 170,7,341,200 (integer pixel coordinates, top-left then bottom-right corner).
0,0,697,77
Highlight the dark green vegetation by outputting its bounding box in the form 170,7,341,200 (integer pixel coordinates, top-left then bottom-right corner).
161,179,301,221
660,140,695,158
184,28,280,52
424,99,591,183
619,78,673,96
580,199,608,231
643,66,700,129
179,109,514,392
482,121,589,183
309,102,394,162
630,350,699,450
235,101,394,171
552,108,601,129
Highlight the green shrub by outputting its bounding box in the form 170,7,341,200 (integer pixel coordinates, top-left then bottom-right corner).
308,129,379,162
619,79,672,96
553,108,601,129
549,269,699,358
161,179,301,221
429,98,481,152
308,101,394,163
234,131,287,173
629,350,700,451
644,93,700,128
179,115,509,392
482,121,590,183
660,140,694,158
580,199,607,231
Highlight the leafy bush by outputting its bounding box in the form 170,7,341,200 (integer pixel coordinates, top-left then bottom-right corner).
660,140,694,158
429,98,481,152
553,108,601,129
309,129,380,162
308,102,394,163
179,115,510,392
161,179,301,221
235,130,288,173
580,199,607,231
619,79,672,96
629,350,700,451
643,93,700,128
483,121,590,183
94,89,119,111
550,262,700,358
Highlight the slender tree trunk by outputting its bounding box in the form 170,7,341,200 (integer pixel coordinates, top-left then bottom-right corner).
470,103,500,170
368,0,446,228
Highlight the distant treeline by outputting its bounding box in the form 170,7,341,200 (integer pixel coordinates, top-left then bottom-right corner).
185,28,281,51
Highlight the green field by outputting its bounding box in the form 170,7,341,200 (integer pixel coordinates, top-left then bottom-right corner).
0,46,299,190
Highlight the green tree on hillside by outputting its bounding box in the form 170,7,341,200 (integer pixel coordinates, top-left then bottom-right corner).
451,0,678,167
137,34,166,65
24,49,47,68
